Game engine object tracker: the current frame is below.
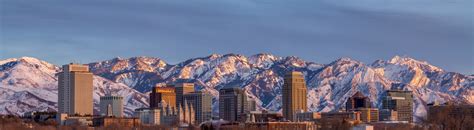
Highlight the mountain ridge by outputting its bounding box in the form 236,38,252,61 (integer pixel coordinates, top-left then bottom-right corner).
1,54,472,122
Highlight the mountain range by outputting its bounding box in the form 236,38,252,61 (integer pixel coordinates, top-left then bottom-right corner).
1,54,472,121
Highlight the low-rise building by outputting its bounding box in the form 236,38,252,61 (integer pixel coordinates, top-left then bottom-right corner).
246,110,283,122
296,112,321,122
92,117,140,127
134,108,161,125
57,113,94,126
320,111,360,122
134,100,195,126
352,124,374,130
427,103,474,121
23,111,57,123
356,108,379,123
245,122,317,130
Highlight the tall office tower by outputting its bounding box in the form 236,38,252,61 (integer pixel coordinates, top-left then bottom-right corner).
175,82,195,107
346,91,371,111
282,71,307,121
149,86,176,109
58,63,93,115
183,91,213,124
381,90,413,122
100,94,124,117
219,87,248,122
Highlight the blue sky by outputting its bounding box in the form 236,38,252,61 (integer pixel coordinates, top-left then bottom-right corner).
1,0,473,74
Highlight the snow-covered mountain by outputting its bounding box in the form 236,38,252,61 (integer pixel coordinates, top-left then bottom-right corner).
1,54,472,122
0,57,148,116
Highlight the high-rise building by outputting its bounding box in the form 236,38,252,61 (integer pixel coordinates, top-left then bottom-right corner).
219,87,248,122
175,82,195,107
100,95,124,117
58,63,93,115
282,71,307,121
149,86,176,109
381,90,413,122
183,91,213,124
346,91,371,111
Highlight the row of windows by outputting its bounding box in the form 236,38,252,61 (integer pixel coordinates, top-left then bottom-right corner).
100,97,123,100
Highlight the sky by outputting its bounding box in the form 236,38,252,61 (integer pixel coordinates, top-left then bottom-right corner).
1,0,473,74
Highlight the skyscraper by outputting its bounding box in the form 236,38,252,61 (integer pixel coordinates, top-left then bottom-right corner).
282,71,307,121
149,86,176,109
346,91,371,111
381,90,413,122
58,63,93,115
183,91,213,124
100,94,124,117
175,82,195,107
219,87,248,122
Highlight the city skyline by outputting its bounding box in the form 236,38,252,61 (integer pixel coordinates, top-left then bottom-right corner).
1,0,473,74
1,0,473,128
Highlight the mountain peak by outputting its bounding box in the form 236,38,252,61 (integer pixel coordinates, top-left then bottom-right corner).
113,56,123,61
18,56,40,61
389,55,427,65
336,57,356,62
0,57,57,69
250,53,279,60
252,53,276,57
13,57,50,65
388,55,442,72
330,57,361,65
389,55,412,64
206,53,222,59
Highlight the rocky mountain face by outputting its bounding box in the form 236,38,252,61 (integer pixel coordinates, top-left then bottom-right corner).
0,57,148,116
1,54,472,122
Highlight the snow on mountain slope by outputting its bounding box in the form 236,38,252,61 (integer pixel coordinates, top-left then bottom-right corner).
1,54,472,122
370,56,473,118
86,54,472,122
305,58,392,112
371,56,473,104
89,56,168,92
0,57,148,116
93,76,148,115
